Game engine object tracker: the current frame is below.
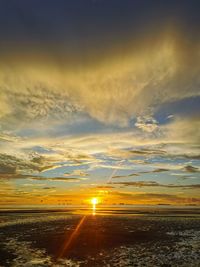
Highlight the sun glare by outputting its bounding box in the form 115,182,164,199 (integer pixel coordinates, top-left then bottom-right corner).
91,197,98,205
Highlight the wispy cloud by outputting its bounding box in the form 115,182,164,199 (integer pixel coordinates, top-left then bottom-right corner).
183,165,199,173
106,191,200,205
110,181,200,190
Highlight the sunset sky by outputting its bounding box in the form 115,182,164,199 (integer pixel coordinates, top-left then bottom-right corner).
0,0,199,206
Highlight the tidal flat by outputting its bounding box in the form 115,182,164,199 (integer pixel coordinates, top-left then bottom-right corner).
0,207,200,267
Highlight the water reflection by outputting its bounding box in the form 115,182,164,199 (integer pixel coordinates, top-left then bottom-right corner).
91,198,98,215
92,203,96,215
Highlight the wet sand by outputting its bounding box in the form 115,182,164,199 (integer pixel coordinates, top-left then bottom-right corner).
0,208,200,266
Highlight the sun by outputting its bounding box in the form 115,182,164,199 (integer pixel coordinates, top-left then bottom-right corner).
91,197,98,205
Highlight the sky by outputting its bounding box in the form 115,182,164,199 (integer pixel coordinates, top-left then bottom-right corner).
0,0,200,206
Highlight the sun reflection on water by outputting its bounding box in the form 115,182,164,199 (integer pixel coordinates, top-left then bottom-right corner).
91,198,98,215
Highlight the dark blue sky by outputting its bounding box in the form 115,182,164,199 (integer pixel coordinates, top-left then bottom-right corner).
0,0,199,59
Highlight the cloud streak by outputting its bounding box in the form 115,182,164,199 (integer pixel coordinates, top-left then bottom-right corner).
110,181,200,190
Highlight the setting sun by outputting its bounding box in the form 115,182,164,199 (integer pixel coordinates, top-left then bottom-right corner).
91,198,98,205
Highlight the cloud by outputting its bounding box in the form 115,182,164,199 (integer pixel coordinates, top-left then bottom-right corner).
0,27,199,130
64,170,88,177
112,173,139,179
0,154,39,174
42,187,56,190
0,152,89,184
183,165,199,173
93,185,115,189
152,168,169,173
109,191,200,204
111,181,160,187
132,149,166,156
135,116,159,133
162,116,200,144
0,172,83,183
0,153,58,176
111,181,200,189
29,177,82,182
112,168,169,179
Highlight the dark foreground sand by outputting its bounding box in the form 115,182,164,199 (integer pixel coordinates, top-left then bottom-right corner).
0,209,200,266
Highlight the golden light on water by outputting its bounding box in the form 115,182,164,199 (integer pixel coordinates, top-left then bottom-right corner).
91,198,99,215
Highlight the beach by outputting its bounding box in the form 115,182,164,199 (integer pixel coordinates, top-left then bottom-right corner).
0,207,199,267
